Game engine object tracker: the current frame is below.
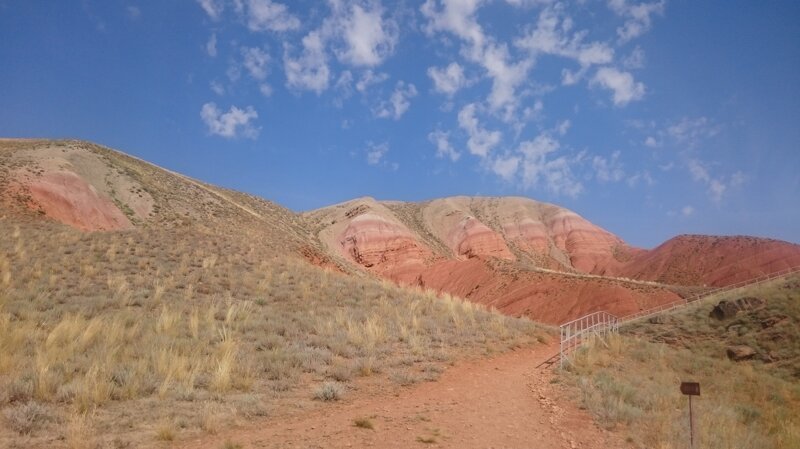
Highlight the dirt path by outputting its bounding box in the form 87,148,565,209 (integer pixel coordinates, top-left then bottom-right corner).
177,343,629,449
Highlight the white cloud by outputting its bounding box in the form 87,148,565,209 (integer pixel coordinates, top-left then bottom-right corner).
626,170,654,187
644,136,659,148
421,0,487,50
481,42,533,117
428,62,468,96
590,67,645,106
242,46,270,80
365,141,396,169
242,0,299,32
197,0,224,20
335,3,398,67
376,81,418,120
709,180,726,202
200,102,259,139
283,31,330,94
210,80,225,96
259,83,272,97
667,117,720,148
681,205,694,217
518,134,583,197
516,6,614,68
421,0,531,118
505,0,556,6
429,130,461,161
687,159,729,202
458,103,501,157
607,0,665,43
622,46,645,69
491,155,520,180
206,33,218,57
356,70,389,92
555,119,570,136
592,151,625,182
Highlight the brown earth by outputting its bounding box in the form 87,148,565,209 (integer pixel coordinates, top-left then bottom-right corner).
176,343,630,449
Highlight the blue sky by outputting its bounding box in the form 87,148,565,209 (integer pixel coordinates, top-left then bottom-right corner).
1,0,798,248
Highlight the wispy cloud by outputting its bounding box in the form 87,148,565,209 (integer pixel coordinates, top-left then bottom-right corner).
375,81,418,120
200,102,259,139
428,62,469,96
591,67,645,106
429,129,461,161
206,33,218,57
607,0,666,43
197,0,224,21
283,31,330,93
335,2,398,67
592,150,625,182
458,103,501,157
239,0,300,32
365,141,398,169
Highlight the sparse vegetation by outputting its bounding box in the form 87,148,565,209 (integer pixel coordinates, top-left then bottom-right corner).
0,204,542,447
313,381,345,401
353,417,374,429
4,401,50,435
561,276,800,449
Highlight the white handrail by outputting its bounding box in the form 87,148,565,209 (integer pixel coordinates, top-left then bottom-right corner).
557,265,800,368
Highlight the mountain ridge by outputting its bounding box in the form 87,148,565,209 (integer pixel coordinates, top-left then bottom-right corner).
3,139,799,324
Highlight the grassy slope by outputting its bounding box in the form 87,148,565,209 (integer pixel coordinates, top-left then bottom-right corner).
0,141,549,448
560,275,800,449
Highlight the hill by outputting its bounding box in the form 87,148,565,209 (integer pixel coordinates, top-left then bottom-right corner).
562,273,800,449
0,139,545,448
4,139,800,327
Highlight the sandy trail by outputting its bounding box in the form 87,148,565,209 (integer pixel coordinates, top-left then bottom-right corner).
177,343,629,449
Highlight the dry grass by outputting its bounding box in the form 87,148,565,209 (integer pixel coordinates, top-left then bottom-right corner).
0,216,542,447
561,276,800,449
353,417,374,429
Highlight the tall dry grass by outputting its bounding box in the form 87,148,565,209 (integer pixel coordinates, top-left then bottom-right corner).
0,217,545,447
561,276,800,449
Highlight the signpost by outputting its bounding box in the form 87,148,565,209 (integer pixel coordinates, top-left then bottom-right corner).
680,382,700,449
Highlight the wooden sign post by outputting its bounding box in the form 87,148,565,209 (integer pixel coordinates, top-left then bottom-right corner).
680,382,700,449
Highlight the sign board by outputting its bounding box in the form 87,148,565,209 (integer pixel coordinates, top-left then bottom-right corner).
680,382,700,396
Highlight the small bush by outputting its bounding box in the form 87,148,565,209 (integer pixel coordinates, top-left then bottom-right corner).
353,417,374,429
313,382,344,401
4,401,50,435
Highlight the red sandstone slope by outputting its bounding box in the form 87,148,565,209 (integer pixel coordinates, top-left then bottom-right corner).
306,196,800,324
617,234,800,287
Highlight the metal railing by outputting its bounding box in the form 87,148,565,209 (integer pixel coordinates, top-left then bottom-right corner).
558,265,800,368
620,265,800,324
559,311,619,368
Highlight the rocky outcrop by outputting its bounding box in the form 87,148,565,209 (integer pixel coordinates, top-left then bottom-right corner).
727,345,757,361
709,297,766,320
339,212,432,275
449,216,514,260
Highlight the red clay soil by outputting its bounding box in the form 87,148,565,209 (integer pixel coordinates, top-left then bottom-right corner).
339,212,434,279
24,170,131,231
615,235,800,287
399,258,681,325
540,210,632,274
449,215,515,260
176,343,630,449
